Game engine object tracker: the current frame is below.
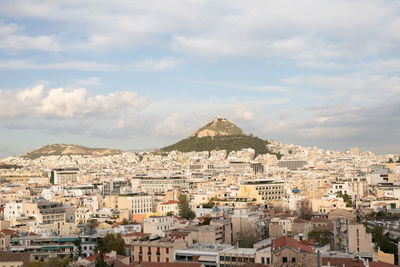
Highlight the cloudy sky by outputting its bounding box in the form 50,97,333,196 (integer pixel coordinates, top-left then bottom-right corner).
0,0,399,157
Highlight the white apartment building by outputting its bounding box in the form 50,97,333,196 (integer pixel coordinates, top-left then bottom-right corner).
131,175,189,193
118,192,153,214
4,201,24,220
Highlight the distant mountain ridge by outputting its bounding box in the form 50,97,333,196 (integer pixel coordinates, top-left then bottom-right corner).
162,116,277,156
23,144,122,159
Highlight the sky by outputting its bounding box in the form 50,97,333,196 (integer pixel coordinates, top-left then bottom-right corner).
0,0,399,157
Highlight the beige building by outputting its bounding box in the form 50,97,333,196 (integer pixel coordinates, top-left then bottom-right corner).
157,200,178,216
310,198,347,214
231,207,269,244
333,219,373,253
117,192,153,221
272,236,319,267
0,253,30,267
125,238,188,263
238,179,287,205
143,216,175,238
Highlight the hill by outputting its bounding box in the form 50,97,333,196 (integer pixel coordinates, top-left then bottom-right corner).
162,117,277,156
190,117,245,138
23,144,123,159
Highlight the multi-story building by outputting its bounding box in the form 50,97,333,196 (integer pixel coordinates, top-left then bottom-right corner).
230,207,269,244
50,168,79,185
333,218,373,254
102,178,129,196
117,193,153,221
238,179,287,204
5,201,66,226
10,235,77,262
219,247,256,266
143,216,175,238
174,243,234,267
278,160,308,170
131,175,189,193
125,237,188,264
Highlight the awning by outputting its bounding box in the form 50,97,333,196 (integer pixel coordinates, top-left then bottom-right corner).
43,247,58,250
198,255,215,262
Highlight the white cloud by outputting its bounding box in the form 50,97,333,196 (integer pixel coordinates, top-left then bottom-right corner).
0,0,398,60
155,113,192,137
0,22,61,51
0,58,179,71
0,85,148,119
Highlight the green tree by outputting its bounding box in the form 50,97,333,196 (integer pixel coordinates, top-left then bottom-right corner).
86,219,99,231
178,194,196,220
29,256,71,267
201,199,215,209
336,192,353,207
95,233,125,256
121,218,130,225
308,230,332,245
388,158,394,163
166,211,174,216
73,237,82,261
368,226,397,254
95,239,109,267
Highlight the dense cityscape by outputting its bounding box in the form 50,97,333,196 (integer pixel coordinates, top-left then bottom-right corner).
0,117,399,266
1,1,400,266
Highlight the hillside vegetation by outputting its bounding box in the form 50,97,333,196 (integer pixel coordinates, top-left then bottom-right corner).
23,144,122,159
162,135,273,156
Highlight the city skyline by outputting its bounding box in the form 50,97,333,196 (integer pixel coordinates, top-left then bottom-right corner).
1,0,400,157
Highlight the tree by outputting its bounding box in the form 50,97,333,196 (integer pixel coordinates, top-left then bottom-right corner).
201,199,215,209
121,218,130,225
308,230,332,245
235,227,259,248
178,194,196,220
95,233,125,256
297,199,312,220
73,237,82,261
95,239,109,267
166,211,174,216
367,226,397,254
86,219,99,231
336,192,353,207
388,158,394,163
29,256,71,267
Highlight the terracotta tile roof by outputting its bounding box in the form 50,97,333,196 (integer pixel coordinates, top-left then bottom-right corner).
85,253,109,262
298,240,315,246
271,236,314,253
122,232,150,237
293,218,309,223
0,229,18,236
160,200,178,205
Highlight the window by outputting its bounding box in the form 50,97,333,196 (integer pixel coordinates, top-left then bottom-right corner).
283,257,287,263
261,257,265,264
292,257,296,263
